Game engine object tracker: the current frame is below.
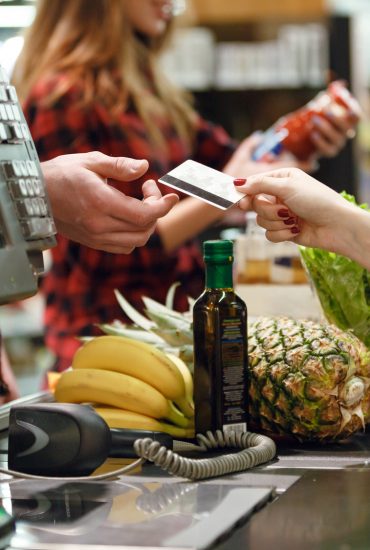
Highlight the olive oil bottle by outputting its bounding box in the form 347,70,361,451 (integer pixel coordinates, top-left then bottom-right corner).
193,240,248,434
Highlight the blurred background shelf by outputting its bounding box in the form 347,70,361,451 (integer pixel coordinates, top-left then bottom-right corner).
163,2,366,196
190,0,327,23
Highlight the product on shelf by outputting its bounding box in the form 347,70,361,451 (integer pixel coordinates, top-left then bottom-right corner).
235,213,270,284
253,80,362,161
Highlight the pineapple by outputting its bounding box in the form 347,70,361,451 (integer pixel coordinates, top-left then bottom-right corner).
100,288,370,443
247,317,370,442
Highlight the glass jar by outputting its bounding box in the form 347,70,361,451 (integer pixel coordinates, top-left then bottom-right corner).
253,80,362,161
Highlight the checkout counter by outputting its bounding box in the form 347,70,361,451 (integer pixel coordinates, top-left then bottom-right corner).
0,64,370,549
0,395,369,550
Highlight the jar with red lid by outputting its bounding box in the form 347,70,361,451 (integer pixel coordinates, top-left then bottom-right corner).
252,81,362,162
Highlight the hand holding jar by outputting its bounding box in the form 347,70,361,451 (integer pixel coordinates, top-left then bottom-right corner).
253,81,362,162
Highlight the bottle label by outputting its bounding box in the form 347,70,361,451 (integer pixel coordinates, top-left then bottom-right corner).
220,318,248,427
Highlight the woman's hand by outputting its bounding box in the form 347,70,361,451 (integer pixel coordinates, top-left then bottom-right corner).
235,167,362,256
222,134,316,212
223,134,316,179
225,103,357,183
310,110,355,158
42,151,179,253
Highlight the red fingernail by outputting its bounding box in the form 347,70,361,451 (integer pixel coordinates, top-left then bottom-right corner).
283,217,296,225
291,226,300,234
234,178,247,186
277,209,290,218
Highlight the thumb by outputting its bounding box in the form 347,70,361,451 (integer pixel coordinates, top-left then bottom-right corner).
238,171,291,199
234,132,263,159
84,152,149,181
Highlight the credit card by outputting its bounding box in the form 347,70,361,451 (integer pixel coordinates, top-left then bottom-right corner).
159,159,245,210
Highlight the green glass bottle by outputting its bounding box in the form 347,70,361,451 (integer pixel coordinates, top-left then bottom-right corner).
193,240,248,434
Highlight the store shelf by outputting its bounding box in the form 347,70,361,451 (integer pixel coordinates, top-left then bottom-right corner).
192,86,323,93
165,8,359,196
191,0,327,24
0,4,34,28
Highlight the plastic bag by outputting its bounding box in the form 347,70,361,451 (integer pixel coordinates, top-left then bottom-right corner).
300,193,370,347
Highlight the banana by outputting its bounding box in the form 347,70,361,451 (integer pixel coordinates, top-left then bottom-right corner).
54,368,189,427
72,335,185,401
94,407,195,439
166,353,194,419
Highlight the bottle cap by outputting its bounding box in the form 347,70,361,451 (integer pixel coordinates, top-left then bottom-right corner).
203,240,233,263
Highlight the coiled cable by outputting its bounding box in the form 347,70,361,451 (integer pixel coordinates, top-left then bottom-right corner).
134,429,276,480
0,430,276,482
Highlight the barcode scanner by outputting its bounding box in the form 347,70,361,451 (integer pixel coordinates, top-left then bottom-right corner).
8,403,173,477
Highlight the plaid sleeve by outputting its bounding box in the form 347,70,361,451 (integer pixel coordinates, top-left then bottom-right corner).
24,86,109,159
192,116,238,171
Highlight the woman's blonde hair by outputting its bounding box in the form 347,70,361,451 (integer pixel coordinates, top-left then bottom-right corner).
12,0,196,147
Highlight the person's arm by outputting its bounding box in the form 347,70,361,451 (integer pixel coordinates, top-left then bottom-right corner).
41,152,178,253
235,167,370,270
157,197,224,252
334,206,370,270
24,84,179,253
157,132,315,254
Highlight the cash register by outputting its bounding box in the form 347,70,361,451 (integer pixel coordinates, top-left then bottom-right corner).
0,65,56,307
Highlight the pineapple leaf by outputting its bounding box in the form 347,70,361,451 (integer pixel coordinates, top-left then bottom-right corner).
165,282,180,310
142,295,187,321
114,289,154,331
187,296,195,312
150,326,193,346
98,323,166,345
145,308,191,330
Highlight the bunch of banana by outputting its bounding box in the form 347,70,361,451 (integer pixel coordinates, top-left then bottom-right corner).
54,334,195,438
94,407,194,439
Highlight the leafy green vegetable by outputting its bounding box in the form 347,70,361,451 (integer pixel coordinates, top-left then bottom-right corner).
300,192,370,348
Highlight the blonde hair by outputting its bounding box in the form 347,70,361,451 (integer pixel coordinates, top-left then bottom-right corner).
12,0,196,147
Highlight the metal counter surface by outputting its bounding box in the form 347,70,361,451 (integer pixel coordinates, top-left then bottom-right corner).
217,469,370,550
0,407,369,549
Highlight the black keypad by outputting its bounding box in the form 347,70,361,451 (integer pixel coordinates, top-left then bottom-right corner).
0,58,56,305
0,77,29,144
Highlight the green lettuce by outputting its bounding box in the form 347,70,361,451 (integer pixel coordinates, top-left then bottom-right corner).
300,192,370,347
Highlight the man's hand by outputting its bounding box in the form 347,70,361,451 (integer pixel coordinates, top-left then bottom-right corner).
41,151,179,253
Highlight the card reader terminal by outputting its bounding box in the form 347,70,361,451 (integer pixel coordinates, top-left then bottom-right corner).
0,65,56,305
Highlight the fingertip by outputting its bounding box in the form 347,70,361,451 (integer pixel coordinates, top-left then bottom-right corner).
139,158,149,167
130,158,149,171
165,192,179,200
163,192,180,207
234,178,247,186
124,157,149,176
277,208,290,218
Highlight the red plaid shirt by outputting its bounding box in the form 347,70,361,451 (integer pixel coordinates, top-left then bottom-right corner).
23,76,237,371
